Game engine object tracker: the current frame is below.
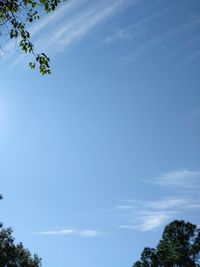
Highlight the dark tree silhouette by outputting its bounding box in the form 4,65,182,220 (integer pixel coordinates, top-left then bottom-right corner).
0,195,41,266
133,220,200,267
0,224,41,267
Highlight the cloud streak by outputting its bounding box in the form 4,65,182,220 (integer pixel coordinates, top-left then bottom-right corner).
44,0,137,53
37,228,99,237
103,29,136,44
129,18,200,61
102,1,186,46
122,211,173,232
37,229,75,235
117,169,200,232
117,196,200,232
79,230,99,237
155,169,200,188
5,0,136,71
29,0,83,37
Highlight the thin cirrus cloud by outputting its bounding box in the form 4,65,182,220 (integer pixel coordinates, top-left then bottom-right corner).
6,0,136,70
4,0,200,70
120,211,173,232
102,0,186,45
102,29,135,44
34,0,200,65
4,0,81,53
37,229,75,235
38,0,137,53
117,196,200,232
124,17,200,61
154,169,200,188
29,0,83,37
117,169,200,232
147,197,188,210
79,230,99,237
37,228,99,237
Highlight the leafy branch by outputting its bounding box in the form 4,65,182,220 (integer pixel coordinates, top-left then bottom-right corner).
0,0,62,74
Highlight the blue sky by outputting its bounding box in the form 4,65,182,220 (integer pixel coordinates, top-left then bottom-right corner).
0,0,200,266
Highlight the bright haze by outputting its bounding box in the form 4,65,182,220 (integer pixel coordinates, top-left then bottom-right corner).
0,0,200,267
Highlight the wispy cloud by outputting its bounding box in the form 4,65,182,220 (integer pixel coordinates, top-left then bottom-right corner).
102,1,185,46
115,205,134,210
117,169,200,232
1,0,81,72
4,0,136,71
117,196,200,232
37,229,75,235
79,230,99,237
128,0,188,32
154,169,200,188
134,212,173,232
147,197,188,210
120,211,173,232
103,29,136,44
37,228,99,237
122,2,200,62
4,0,81,54
45,0,137,53
29,0,83,38
132,20,200,61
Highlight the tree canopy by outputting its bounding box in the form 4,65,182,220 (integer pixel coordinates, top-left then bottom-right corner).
133,220,200,267
0,223,41,266
0,0,62,74
0,196,41,266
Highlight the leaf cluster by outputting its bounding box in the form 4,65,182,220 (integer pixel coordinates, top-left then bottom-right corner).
0,0,62,74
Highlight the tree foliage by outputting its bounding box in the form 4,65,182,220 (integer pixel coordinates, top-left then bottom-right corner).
0,0,62,74
0,223,41,266
0,196,41,266
133,220,200,267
